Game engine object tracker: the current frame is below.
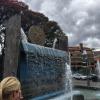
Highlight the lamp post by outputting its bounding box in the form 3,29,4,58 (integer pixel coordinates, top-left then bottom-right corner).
82,50,90,87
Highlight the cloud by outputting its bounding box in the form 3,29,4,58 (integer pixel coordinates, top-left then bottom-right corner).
83,38,100,48
20,0,100,49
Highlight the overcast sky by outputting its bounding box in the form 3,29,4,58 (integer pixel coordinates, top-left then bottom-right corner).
19,0,100,49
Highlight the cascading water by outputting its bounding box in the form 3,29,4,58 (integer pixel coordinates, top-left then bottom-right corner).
50,62,81,100
64,51,73,100
20,28,73,100
21,28,28,43
65,63,73,100
96,60,100,78
49,53,81,100
20,28,30,72
52,38,73,100
20,43,69,99
53,38,57,48
0,24,6,55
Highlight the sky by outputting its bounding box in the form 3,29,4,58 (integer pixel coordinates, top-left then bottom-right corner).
19,0,100,49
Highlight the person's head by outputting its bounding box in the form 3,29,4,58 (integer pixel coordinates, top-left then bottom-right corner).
0,76,23,100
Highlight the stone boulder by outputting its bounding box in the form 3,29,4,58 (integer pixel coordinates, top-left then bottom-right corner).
28,25,45,45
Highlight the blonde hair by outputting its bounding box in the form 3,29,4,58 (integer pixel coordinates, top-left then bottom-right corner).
0,76,21,100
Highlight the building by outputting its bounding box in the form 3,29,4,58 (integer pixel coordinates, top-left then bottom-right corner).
69,43,96,74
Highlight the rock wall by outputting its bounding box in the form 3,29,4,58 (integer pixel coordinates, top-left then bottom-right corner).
3,15,21,77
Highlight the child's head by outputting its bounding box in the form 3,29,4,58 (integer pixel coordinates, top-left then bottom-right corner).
0,76,23,100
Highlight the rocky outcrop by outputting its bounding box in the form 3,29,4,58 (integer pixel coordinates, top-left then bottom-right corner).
28,25,45,45
3,15,21,77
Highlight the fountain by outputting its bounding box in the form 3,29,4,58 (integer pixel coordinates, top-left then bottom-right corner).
0,22,81,99
48,53,82,100
96,60,100,78
65,63,73,100
52,38,57,48
18,29,73,100
0,1,85,99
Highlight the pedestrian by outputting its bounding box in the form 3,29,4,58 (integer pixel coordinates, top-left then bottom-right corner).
0,76,23,100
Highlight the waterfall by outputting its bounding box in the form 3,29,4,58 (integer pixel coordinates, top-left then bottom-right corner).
19,39,72,99
0,24,6,55
65,63,73,100
65,52,73,100
20,28,73,99
20,28,28,51
20,28,28,43
53,38,57,48
96,60,100,78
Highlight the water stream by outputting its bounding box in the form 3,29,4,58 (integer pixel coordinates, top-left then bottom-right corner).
96,60,100,78
20,28,73,100
65,63,73,100
52,38,57,48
